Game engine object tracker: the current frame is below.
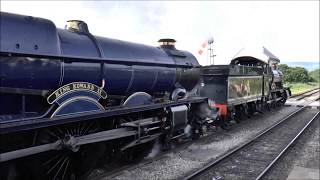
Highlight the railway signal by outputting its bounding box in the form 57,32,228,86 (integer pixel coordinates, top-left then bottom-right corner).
198,37,216,65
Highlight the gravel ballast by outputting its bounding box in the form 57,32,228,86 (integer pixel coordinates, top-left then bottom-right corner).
100,105,300,180
261,115,319,180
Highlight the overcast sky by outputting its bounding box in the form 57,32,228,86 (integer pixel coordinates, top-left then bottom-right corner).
1,1,319,65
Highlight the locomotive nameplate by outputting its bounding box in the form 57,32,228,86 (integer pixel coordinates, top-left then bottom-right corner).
47,82,107,104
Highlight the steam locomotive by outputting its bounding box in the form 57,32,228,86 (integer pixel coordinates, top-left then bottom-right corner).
200,56,291,126
0,12,290,180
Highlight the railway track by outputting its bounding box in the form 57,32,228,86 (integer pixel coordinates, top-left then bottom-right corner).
183,98,319,180
289,88,319,100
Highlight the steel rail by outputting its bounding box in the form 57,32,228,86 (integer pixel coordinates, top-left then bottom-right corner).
255,111,319,180
183,98,319,180
290,88,319,98
294,89,319,101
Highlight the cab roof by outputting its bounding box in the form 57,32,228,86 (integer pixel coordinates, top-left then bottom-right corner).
230,56,268,66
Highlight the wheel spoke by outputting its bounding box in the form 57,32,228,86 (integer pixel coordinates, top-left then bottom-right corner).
47,154,67,174
87,128,98,134
76,123,81,135
66,128,71,136
46,129,61,140
42,153,61,166
79,122,86,135
53,156,69,180
55,127,64,137
30,121,103,180
83,122,95,135
62,158,70,180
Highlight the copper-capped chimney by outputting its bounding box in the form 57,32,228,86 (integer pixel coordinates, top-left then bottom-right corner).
158,38,176,49
65,20,89,34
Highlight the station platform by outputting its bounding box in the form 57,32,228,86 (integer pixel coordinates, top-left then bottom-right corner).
287,166,319,180
308,101,320,108
285,100,319,109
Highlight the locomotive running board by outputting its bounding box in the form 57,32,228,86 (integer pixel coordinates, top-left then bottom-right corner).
0,127,137,163
0,97,206,134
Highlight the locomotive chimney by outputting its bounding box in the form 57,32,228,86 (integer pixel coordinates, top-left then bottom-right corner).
158,38,176,49
65,20,89,34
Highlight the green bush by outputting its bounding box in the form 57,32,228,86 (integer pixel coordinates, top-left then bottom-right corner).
309,69,320,82
278,64,311,83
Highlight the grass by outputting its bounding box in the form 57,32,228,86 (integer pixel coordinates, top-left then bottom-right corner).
285,82,319,95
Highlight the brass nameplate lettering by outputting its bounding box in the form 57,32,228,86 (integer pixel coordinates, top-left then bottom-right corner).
47,82,107,104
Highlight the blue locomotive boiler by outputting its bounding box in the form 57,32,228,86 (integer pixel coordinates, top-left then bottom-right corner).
0,12,200,118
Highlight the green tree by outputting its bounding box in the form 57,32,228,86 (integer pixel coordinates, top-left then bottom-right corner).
309,68,320,82
291,67,309,82
278,64,311,83
278,64,289,72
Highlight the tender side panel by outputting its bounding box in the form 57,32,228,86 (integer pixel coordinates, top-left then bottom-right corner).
263,75,272,97
228,76,263,105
